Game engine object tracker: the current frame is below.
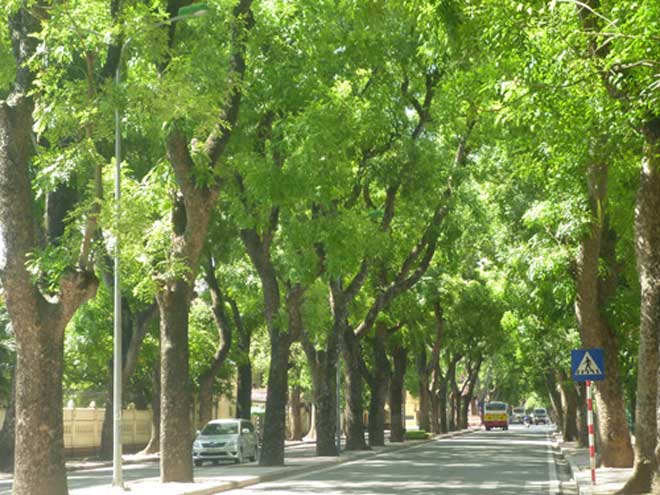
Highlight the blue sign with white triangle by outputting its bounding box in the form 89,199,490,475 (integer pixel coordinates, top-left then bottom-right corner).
571,348,605,382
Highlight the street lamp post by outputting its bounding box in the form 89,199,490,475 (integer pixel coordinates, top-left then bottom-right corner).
111,5,208,489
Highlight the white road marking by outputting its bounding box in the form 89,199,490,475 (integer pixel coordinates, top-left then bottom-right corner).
547,431,560,494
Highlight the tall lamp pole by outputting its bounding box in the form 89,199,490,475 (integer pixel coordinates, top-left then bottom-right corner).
111,4,208,489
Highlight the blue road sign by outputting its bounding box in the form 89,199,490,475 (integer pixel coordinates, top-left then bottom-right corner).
571,348,605,382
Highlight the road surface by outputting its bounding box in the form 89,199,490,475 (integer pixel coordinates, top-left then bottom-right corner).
0,425,571,494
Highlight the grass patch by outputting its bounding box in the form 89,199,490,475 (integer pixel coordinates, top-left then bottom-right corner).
404,430,430,440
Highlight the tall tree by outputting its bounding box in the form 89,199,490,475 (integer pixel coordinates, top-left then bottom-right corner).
0,3,100,494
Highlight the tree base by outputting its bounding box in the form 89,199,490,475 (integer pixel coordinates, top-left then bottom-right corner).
615,462,654,494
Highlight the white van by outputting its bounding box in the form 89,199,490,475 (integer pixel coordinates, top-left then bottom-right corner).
193,418,258,466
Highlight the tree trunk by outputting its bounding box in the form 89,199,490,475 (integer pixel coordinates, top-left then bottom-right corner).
289,387,304,441
158,282,193,482
575,162,633,468
416,350,431,432
366,325,389,447
1,16,97,493
389,344,407,443
576,382,589,448
236,360,252,420
304,405,317,442
559,379,579,442
260,332,290,465
619,121,660,494
0,369,16,472
197,379,214,429
545,373,564,430
235,300,253,421
430,365,441,434
13,323,68,495
342,328,368,450
438,375,449,434
313,359,338,455
140,359,161,455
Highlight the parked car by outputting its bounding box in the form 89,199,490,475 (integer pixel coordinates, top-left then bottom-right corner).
193,418,258,466
532,407,549,425
511,407,525,424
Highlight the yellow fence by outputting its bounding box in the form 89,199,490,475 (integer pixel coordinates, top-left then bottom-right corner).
0,406,152,455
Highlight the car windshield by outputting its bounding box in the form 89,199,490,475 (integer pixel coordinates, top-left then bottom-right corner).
201,422,238,436
534,408,547,415
485,402,506,411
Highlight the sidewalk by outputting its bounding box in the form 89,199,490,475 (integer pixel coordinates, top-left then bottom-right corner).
73,429,475,495
557,438,632,494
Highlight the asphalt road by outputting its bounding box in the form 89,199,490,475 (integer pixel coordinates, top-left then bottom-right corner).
0,425,569,494
222,425,565,495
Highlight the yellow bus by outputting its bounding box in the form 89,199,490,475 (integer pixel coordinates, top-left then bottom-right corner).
483,401,509,431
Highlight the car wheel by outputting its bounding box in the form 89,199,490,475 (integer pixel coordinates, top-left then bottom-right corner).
485,426,491,431
194,459,203,467
504,426,508,431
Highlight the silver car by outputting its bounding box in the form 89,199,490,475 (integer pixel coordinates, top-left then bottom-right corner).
193,418,259,466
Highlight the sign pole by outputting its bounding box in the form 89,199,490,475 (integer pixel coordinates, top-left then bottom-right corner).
586,380,596,485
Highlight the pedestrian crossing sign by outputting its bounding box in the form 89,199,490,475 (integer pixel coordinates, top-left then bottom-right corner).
571,348,605,381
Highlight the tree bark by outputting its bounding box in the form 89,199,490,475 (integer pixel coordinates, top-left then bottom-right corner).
342,328,368,450
1,12,99,495
241,226,296,466
416,349,431,432
365,324,389,447
576,382,589,448
158,281,194,482
438,372,449,434
140,358,161,455
559,377,579,442
389,344,407,443
289,387,304,441
235,298,253,421
619,120,660,494
459,357,482,429
0,369,15,472
574,161,634,468
545,372,564,430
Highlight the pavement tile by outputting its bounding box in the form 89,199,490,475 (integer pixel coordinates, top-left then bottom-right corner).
557,438,632,494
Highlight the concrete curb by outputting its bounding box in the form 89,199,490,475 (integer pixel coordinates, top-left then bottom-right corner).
139,428,477,495
553,433,582,494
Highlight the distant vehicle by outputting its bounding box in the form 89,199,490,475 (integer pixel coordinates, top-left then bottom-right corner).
483,401,509,431
511,407,525,424
193,418,259,466
532,407,549,425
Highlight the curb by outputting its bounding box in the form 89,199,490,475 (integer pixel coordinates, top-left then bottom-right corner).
147,428,477,495
553,433,582,494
